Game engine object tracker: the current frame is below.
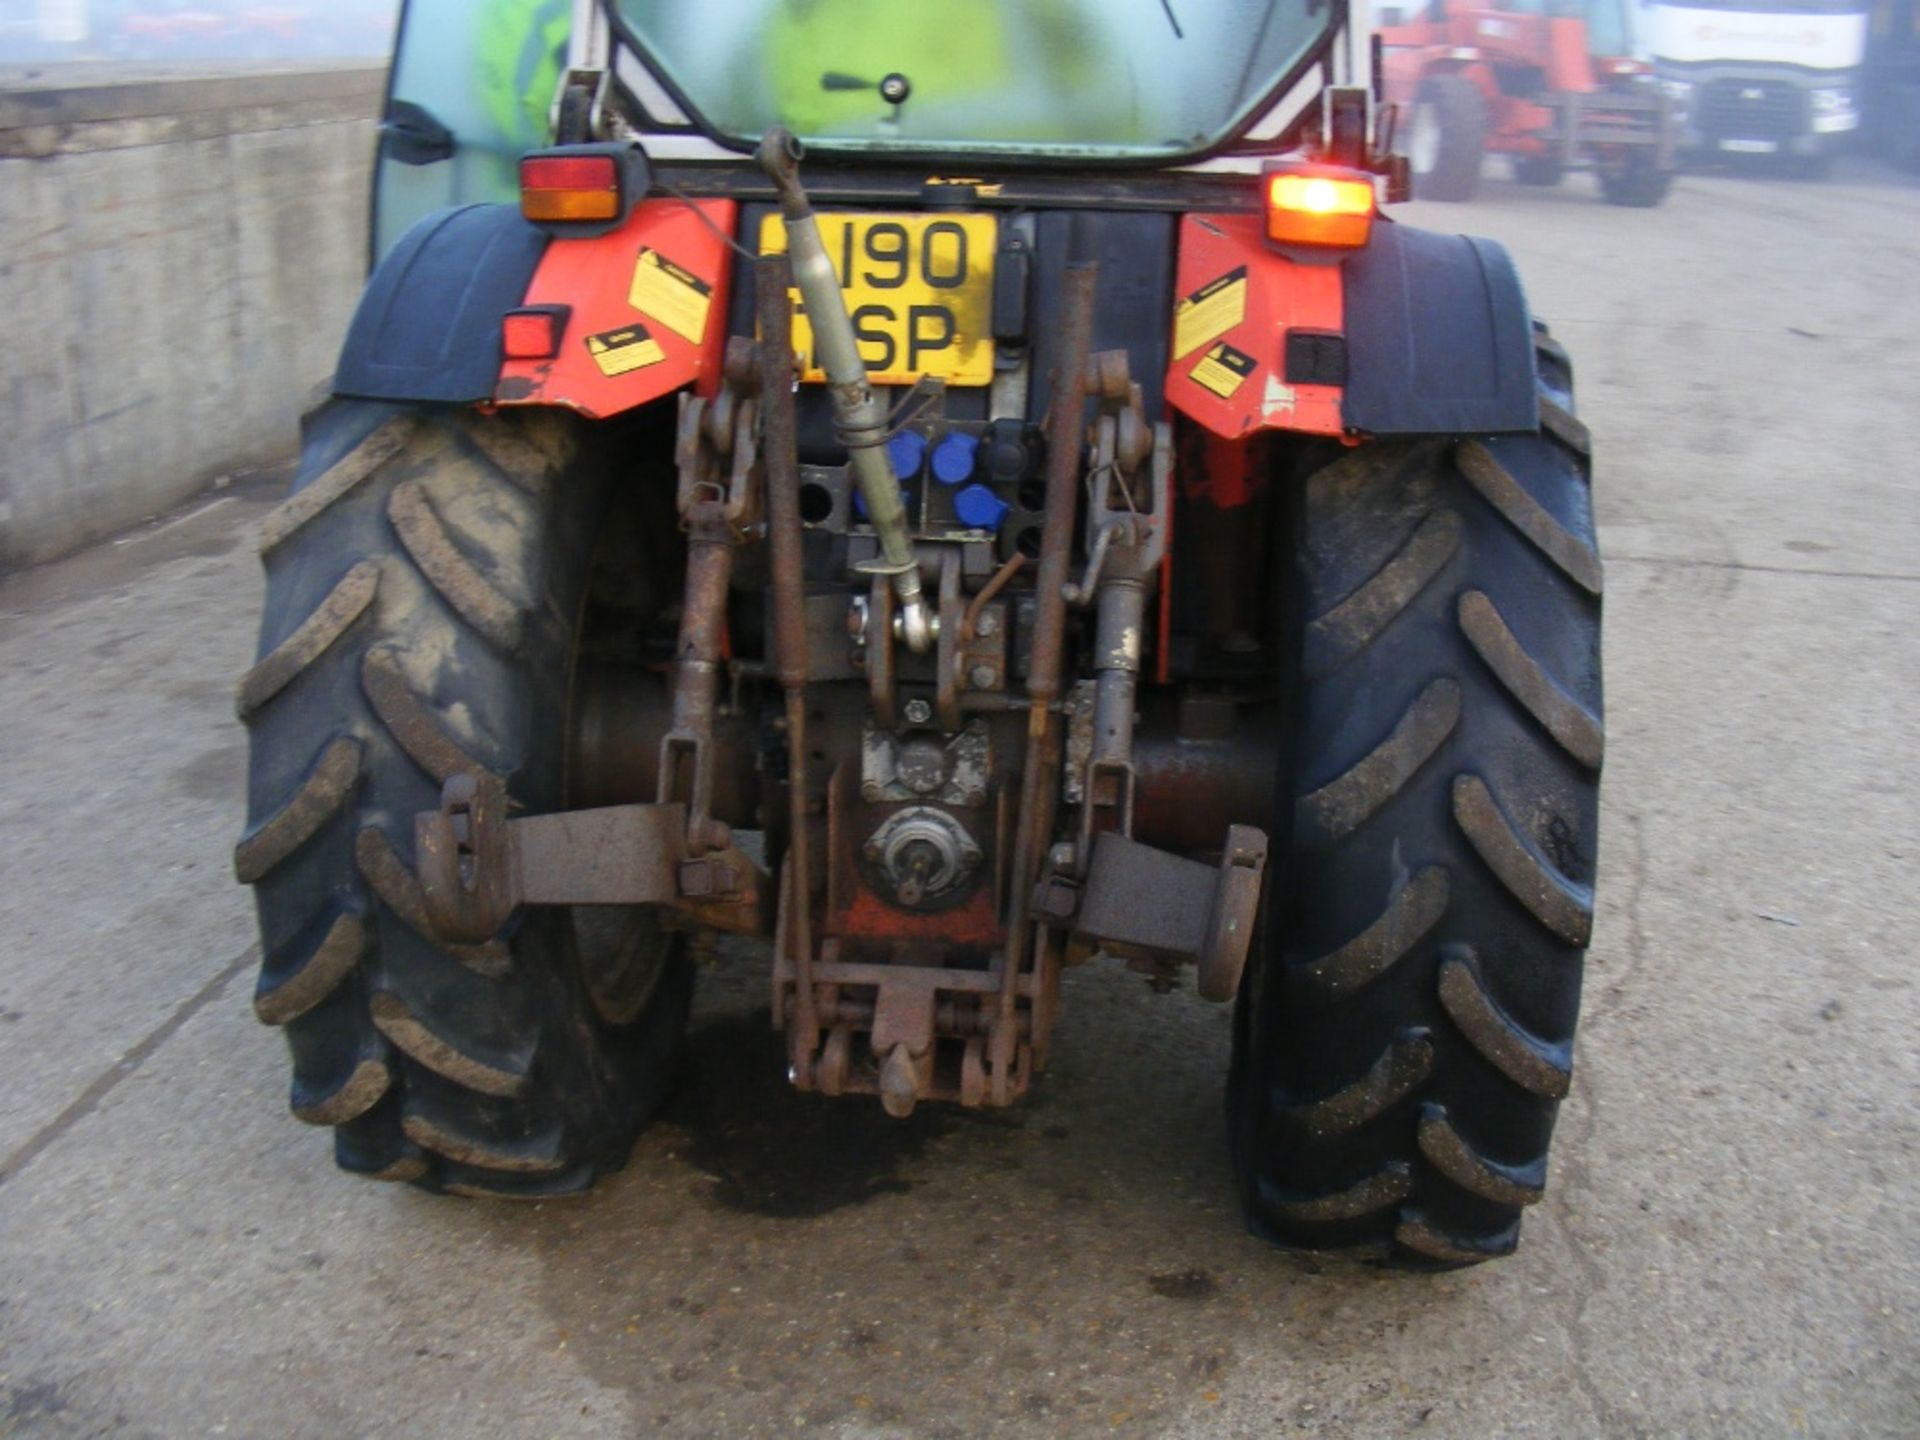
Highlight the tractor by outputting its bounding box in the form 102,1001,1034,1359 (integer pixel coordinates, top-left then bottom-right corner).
1379,0,1677,203
236,0,1604,1267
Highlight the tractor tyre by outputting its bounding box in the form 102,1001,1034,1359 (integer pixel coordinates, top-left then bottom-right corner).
235,398,693,1195
1512,153,1566,187
1230,326,1602,1266
1410,75,1487,202
1599,152,1672,206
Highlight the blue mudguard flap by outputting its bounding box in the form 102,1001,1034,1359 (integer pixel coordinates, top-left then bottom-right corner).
333,204,550,404
1340,220,1540,437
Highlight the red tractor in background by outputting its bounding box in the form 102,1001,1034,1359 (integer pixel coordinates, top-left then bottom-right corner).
1380,0,1677,203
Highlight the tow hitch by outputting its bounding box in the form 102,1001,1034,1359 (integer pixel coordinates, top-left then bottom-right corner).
414,772,770,944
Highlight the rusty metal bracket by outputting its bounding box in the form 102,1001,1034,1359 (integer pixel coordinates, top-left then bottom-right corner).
1197,825,1268,1002
1064,824,1268,1002
993,260,1098,1106
662,340,763,858
414,772,770,945
774,938,1042,1117
1072,411,1172,862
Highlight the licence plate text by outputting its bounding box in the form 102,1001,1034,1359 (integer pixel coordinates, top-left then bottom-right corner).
758,213,997,386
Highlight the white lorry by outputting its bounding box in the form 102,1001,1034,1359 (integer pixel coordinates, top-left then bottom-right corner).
1644,0,1871,171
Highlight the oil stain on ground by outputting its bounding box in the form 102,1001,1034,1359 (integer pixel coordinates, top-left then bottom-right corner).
659,1010,957,1218
511,978,1270,1438
1147,1267,1218,1300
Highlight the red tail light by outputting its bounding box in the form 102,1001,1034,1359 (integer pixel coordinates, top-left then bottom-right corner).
1264,166,1376,249
521,154,621,222
501,306,570,360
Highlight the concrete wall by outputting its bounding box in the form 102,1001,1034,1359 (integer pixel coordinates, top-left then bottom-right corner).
0,65,386,569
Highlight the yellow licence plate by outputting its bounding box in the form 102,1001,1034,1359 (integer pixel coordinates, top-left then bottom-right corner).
758,213,998,386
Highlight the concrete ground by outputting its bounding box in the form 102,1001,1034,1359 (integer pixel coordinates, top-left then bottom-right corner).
1,158,1916,1439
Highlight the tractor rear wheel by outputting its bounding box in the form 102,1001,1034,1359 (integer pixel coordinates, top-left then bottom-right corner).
1409,74,1487,201
235,398,693,1195
1230,327,1602,1265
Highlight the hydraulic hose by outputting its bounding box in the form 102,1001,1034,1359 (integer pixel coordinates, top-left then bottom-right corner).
755,126,933,652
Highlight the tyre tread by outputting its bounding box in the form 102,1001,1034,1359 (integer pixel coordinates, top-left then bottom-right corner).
369,990,533,1098
1235,353,1600,1266
1456,440,1602,595
1451,774,1594,946
1296,679,1461,843
1395,1210,1519,1265
1259,1161,1413,1221
240,400,691,1196
1293,866,1450,1001
291,1054,392,1127
257,417,415,554
1437,949,1573,1099
1458,590,1604,769
1539,396,1590,457
254,910,367,1026
361,646,499,785
388,480,524,653
235,562,379,718
401,1108,568,1175
1279,1030,1434,1138
1304,508,1462,677
232,736,362,883
1417,1102,1545,1207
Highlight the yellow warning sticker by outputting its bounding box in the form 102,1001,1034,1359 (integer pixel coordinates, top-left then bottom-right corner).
586,323,666,377
1173,266,1249,360
1190,342,1257,400
627,248,713,343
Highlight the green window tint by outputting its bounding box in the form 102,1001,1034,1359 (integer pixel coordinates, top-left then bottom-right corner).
374,0,570,260
608,0,1331,159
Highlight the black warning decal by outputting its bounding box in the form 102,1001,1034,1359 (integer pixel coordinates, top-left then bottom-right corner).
1173,265,1249,359
1189,342,1257,399
585,323,666,378
628,248,713,343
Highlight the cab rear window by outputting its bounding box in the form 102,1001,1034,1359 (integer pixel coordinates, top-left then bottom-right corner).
608,0,1331,159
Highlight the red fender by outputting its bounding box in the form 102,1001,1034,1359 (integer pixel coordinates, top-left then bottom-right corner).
495,198,738,415
1162,212,1347,442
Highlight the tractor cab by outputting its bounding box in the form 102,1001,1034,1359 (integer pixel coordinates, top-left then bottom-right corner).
374,0,1369,258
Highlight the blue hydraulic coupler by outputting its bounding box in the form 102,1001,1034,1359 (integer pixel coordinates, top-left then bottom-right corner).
931,432,980,486
954,482,1010,531
886,430,928,478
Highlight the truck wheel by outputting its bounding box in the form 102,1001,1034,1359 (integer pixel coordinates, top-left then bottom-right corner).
1230,327,1601,1265
1599,152,1672,206
1409,75,1486,202
235,398,693,1195
1512,154,1565,187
